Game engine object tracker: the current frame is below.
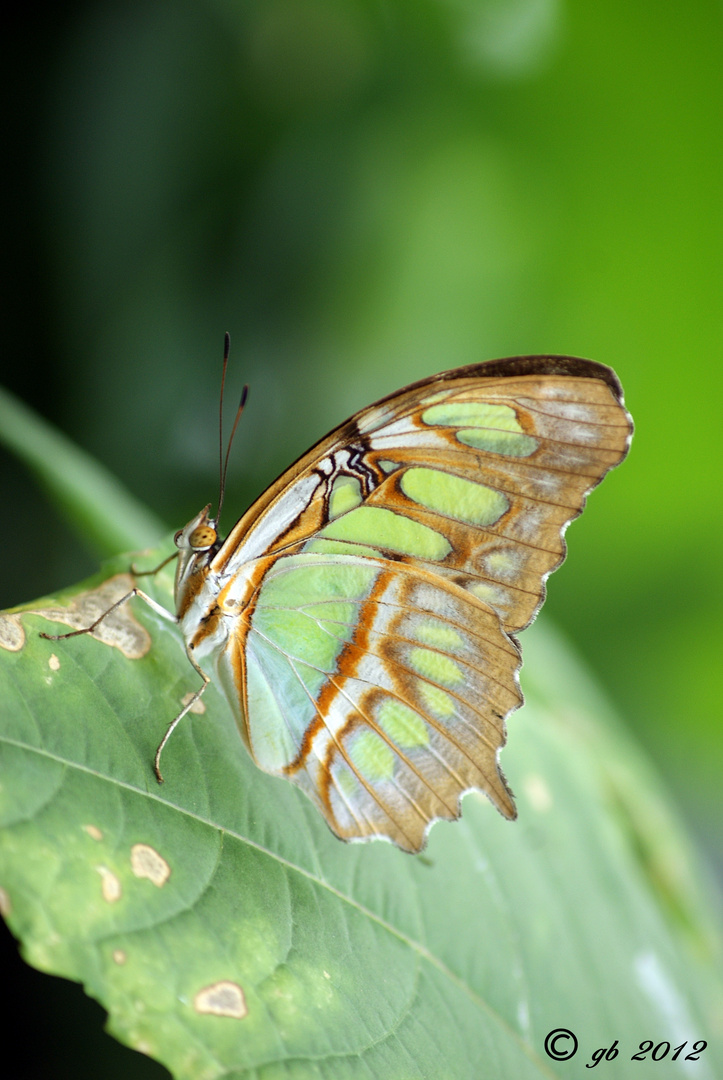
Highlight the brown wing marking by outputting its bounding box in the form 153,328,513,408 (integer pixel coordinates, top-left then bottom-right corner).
285,562,520,851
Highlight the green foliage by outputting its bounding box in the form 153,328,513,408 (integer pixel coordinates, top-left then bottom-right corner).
1,395,721,1077
2,565,721,1078
5,1,723,863
0,386,166,557
4,1,723,1075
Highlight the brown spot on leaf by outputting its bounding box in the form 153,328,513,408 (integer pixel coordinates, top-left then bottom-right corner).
96,866,122,902
181,691,206,715
0,886,11,917
32,574,152,658
113,949,127,965
193,981,247,1019
130,843,171,887
48,653,61,671
0,614,24,652
83,824,104,842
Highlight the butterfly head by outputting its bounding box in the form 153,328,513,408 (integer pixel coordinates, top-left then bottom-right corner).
173,504,220,606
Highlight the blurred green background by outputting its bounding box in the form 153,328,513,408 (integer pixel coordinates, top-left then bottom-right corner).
2,1,722,1074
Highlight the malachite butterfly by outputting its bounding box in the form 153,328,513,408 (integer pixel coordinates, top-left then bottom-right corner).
45,349,632,853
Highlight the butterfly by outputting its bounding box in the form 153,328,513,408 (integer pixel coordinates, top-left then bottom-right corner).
46,343,632,852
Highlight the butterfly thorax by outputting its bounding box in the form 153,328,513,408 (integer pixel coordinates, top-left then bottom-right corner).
173,504,219,610
173,505,268,667
172,505,232,659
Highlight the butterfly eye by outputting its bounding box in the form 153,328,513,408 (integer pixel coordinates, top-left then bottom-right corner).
173,529,183,545
189,525,217,549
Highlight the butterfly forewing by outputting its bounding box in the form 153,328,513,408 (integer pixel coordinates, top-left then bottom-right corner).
184,356,632,851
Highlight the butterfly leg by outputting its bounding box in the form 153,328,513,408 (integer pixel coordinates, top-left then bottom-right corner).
153,646,210,784
130,552,178,578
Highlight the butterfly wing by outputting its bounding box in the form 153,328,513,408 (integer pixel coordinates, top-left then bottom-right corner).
205,356,632,851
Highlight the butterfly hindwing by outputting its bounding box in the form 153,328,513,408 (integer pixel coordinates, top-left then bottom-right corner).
197,356,632,850
225,554,519,851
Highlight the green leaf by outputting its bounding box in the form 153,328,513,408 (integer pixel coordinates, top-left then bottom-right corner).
1,554,721,1079
0,385,166,556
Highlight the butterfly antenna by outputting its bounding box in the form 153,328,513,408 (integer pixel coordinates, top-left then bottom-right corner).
217,332,249,526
